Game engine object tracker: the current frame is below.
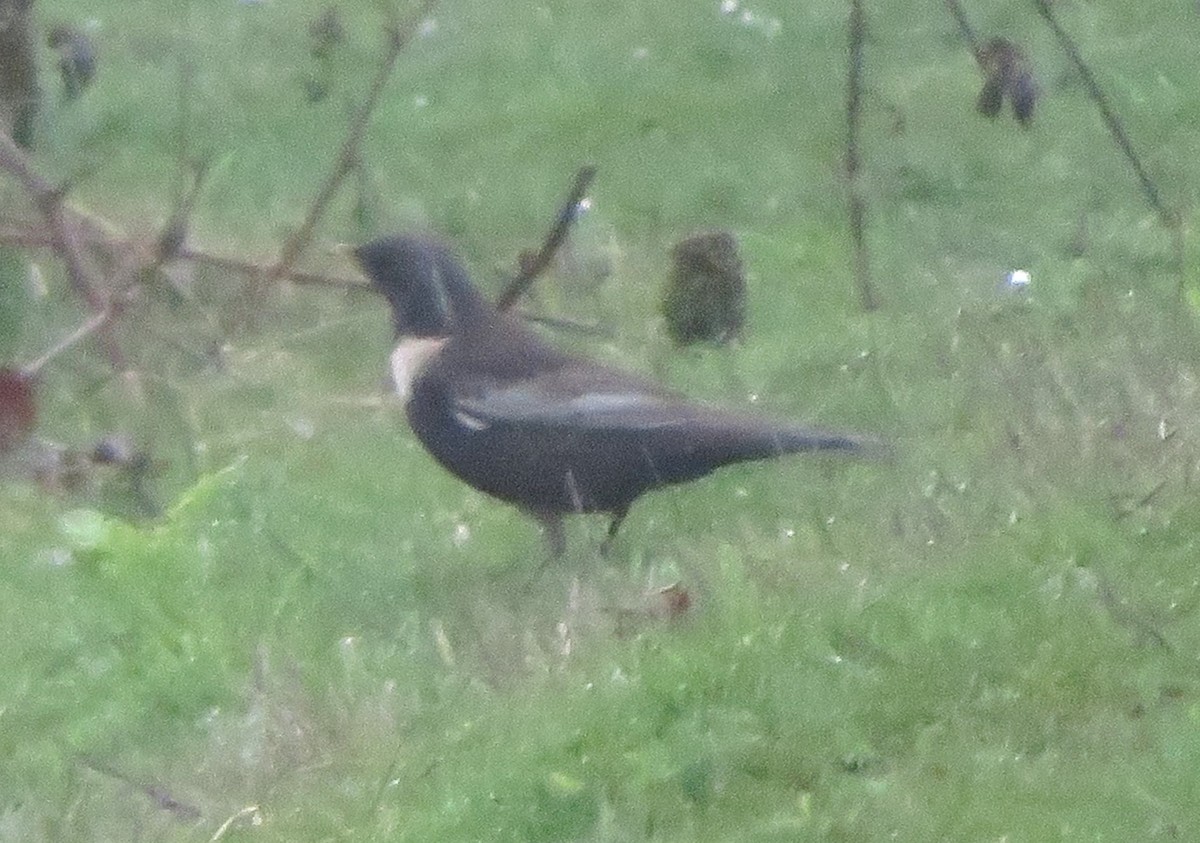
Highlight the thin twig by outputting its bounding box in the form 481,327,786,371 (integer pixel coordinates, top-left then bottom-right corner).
21,309,111,375
1032,0,1185,289
944,0,980,60
1032,0,1171,225
495,164,598,312
270,0,438,282
845,0,877,311
0,128,129,368
156,159,210,263
0,130,105,311
77,756,202,823
185,244,367,290
0,219,368,291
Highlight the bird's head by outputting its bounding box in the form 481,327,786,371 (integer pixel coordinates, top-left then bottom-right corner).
352,235,494,338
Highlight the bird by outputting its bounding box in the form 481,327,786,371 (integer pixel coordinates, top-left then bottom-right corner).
351,234,879,557
661,229,746,346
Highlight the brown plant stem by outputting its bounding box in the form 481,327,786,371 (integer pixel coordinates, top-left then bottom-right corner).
0,128,128,368
269,0,439,283
846,0,877,311
496,164,598,312
1032,0,1170,225
0,218,367,291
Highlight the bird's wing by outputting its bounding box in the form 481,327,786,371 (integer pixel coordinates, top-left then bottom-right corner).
454,383,699,431
446,358,878,457
445,354,699,432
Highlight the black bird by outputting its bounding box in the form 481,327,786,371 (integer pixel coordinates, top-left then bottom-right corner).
352,234,878,556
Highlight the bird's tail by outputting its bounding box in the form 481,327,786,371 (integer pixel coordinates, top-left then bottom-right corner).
681,414,887,471
769,425,885,457
631,413,887,490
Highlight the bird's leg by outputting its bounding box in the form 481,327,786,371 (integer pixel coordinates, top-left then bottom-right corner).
599,507,628,558
534,511,566,559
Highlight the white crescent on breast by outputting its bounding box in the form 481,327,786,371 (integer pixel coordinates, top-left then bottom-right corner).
389,337,449,400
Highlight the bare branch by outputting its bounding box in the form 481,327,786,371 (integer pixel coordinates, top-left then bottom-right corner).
270,0,439,282
0,128,129,367
845,0,877,311
1032,0,1171,225
0,218,367,291
77,756,202,823
21,309,111,375
495,164,598,312
944,0,980,60
156,159,210,263
0,129,104,309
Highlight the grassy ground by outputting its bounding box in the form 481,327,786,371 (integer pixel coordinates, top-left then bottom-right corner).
3,0,1200,839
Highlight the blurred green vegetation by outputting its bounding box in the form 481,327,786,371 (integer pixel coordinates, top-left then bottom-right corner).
2,0,1200,839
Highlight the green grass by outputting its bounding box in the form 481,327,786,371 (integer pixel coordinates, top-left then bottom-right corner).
3,0,1200,839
